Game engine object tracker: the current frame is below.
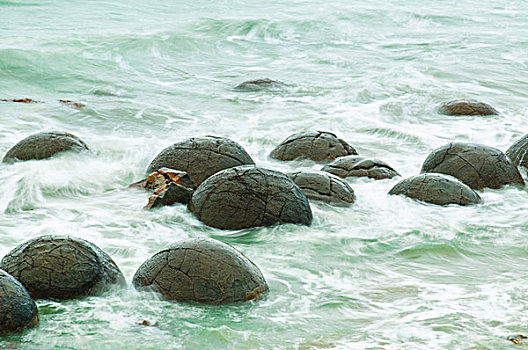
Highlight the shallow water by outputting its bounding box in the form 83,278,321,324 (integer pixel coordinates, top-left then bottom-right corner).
1,0,528,348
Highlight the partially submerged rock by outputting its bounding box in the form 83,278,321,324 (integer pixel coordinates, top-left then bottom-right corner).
234,78,283,91
322,156,400,180
0,98,42,104
437,99,498,116
3,131,89,163
421,142,524,190
0,270,39,334
131,168,193,208
288,171,355,205
270,131,357,163
189,166,313,230
505,134,528,169
0,235,125,300
133,238,268,305
59,99,85,108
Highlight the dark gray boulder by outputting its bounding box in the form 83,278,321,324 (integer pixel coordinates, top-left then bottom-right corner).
0,270,39,334
3,131,89,163
322,156,400,180
234,78,283,91
421,142,524,190
0,235,125,300
506,134,528,169
270,131,357,163
437,99,498,116
189,166,312,230
288,171,355,205
133,238,268,305
147,136,255,189
388,173,482,206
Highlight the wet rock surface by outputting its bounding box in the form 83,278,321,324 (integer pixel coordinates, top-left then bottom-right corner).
0,270,39,334
2,131,89,163
130,168,193,208
147,136,255,189
421,142,524,190
388,173,482,206
322,156,400,180
437,99,499,116
270,131,357,163
0,235,125,300
288,171,355,205
234,78,283,91
506,134,528,169
189,166,313,230
133,238,268,305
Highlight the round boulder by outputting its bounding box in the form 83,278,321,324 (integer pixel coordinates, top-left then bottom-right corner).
2,131,89,163
506,134,528,169
133,238,268,305
147,136,255,189
421,142,524,190
288,171,355,205
388,173,482,206
270,131,357,163
189,166,313,230
437,99,498,116
322,156,400,180
0,270,39,334
0,235,125,300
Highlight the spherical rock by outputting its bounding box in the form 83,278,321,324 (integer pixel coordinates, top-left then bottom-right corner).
270,131,357,163
437,99,498,116
3,131,89,163
288,171,355,205
234,78,283,91
0,270,39,334
421,142,524,190
0,235,125,300
322,156,400,180
506,134,528,169
133,238,268,305
147,136,255,189
189,166,313,230
388,173,482,206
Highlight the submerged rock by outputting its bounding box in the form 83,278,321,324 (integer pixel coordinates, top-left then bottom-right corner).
0,235,125,300
437,99,498,116
505,134,528,169
189,166,312,230
0,270,39,334
322,156,400,180
133,238,268,305
270,131,357,163
421,142,524,190
288,171,355,205
234,78,283,91
131,168,193,208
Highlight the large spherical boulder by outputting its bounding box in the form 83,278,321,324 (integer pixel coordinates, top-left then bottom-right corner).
388,173,482,206
421,142,524,190
270,131,357,163
0,235,125,300
2,131,89,163
322,156,400,180
506,134,528,169
288,171,355,205
437,99,498,116
133,238,268,305
0,270,39,334
189,166,313,230
147,136,255,189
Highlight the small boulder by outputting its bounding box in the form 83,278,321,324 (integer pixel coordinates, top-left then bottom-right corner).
288,171,355,205
0,235,125,300
189,166,312,230
234,78,283,91
3,131,89,163
130,168,193,208
133,238,268,305
505,134,528,169
0,270,39,334
322,156,400,180
421,142,524,190
147,136,255,189
388,173,482,206
437,99,498,116
270,131,357,163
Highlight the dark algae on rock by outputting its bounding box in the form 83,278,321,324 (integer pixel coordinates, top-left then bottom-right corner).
133,238,268,305
0,269,39,334
322,156,400,180
288,171,355,205
506,134,528,169
437,99,499,116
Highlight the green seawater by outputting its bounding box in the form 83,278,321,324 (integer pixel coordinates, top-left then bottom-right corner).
1,0,528,348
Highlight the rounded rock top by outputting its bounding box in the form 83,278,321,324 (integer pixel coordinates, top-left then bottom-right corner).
437,99,499,116
506,134,528,169
322,156,400,180
288,171,355,205
234,78,284,91
0,269,39,334
189,166,313,230
133,238,268,305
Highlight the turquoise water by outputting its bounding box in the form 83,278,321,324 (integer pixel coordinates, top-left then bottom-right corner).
1,0,528,348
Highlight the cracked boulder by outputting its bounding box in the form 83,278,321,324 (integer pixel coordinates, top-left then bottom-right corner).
322,156,400,180
133,238,268,305
234,78,284,91
288,171,355,205
437,99,498,116
388,173,482,206
147,136,255,189
270,131,357,163
130,168,193,208
189,166,313,230
421,142,524,190
0,235,126,300
506,134,528,169
3,131,89,163
0,269,39,334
